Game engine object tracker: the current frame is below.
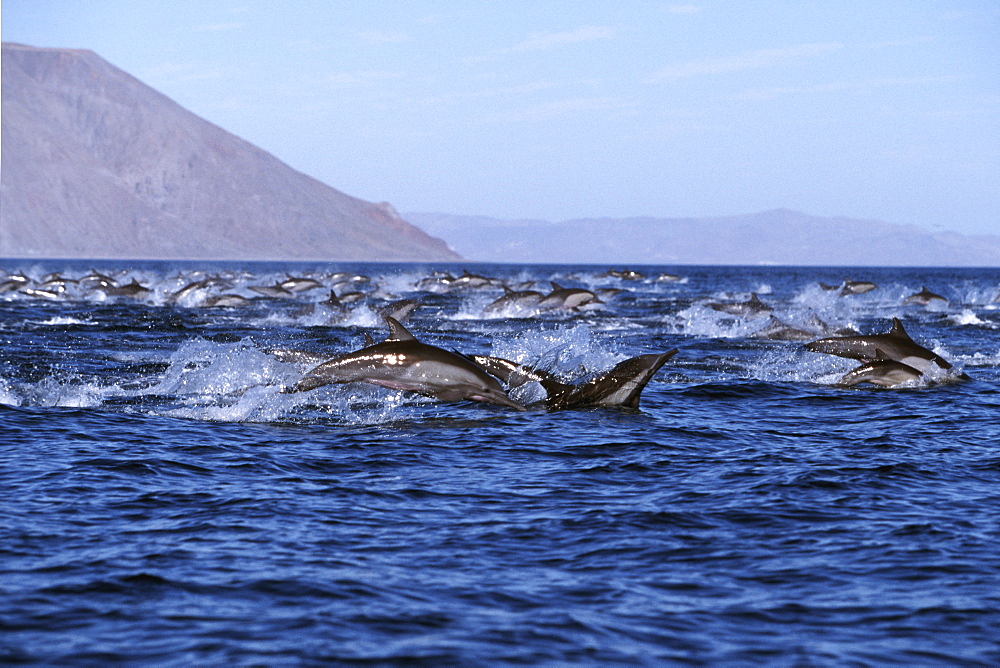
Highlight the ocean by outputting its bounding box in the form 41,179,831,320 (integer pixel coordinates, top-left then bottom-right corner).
2,261,998,665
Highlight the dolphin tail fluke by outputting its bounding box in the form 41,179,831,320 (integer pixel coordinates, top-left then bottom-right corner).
563,349,678,410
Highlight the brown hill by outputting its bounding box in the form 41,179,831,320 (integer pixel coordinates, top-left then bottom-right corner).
0,43,460,261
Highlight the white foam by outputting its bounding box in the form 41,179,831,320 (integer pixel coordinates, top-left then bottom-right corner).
948,309,995,328
37,316,93,326
0,377,21,406
671,303,762,338
490,324,624,382
745,348,849,385
24,374,110,408
147,339,293,398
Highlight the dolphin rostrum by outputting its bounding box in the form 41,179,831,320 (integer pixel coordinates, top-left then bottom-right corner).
284,317,525,409
471,349,678,410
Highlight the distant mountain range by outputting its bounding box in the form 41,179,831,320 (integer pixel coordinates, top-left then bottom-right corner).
0,43,458,262
4,43,995,267
406,210,1000,266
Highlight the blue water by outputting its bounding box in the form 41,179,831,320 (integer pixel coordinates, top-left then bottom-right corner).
2,261,999,665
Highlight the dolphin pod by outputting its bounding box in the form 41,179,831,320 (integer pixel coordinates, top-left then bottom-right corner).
4,266,975,399
279,312,965,407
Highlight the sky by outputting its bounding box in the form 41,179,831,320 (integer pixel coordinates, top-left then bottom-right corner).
3,1,999,236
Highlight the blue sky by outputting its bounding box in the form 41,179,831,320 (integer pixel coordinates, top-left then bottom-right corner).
4,1,999,235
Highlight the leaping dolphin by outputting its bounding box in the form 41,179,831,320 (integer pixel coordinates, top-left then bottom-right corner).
836,356,924,388
805,317,967,386
707,293,772,318
537,282,603,311
903,286,947,305
471,349,678,410
483,286,544,315
805,317,952,373
284,317,525,410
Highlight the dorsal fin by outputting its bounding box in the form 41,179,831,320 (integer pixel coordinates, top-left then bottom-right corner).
550,282,564,291
384,316,417,342
363,332,375,347
889,317,911,340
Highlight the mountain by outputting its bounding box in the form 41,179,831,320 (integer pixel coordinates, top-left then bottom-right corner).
406,210,1000,266
0,43,460,262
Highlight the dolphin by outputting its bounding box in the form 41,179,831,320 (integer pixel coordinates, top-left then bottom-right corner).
285,317,525,410
471,349,677,410
416,272,456,293
840,279,877,295
21,287,64,300
707,293,772,318
805,317,954,373
448,270,498,290
484,286,544,315
0,274,31,294
38,275,77,292
600,269,645,281
169,276,231,303
537,282,603,311
79,271,118,290
203,294,250,308
836,356,924,388
249,283,294,298
904,286,947,305
326,271,371,284
378,298,423,323
751,316,816,341
280,276,324,293
100,279,151,299
335,290,368,305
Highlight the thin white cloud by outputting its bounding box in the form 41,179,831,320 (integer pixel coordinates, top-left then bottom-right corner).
865,36,935,49
422,82,556,104
287,39,329,53
481,96,627,123
192,22,244,33
733,74,965,101
645,42,843,82
508,26,621,53
358,29,410,44
666,5,702,15
323,70,404,86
